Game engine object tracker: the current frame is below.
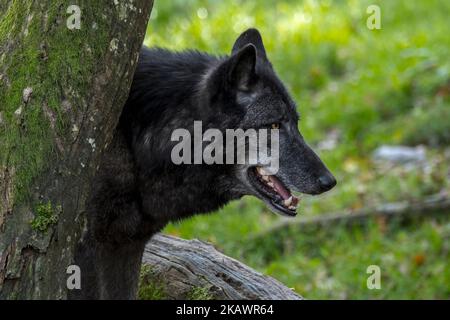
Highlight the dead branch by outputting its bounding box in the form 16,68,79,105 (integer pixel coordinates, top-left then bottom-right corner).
141,234,302,300
254,192,450,239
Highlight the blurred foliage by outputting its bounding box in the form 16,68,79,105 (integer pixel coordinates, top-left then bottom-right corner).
144,0,450,299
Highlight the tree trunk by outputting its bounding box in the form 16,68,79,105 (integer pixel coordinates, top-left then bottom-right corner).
141,235,303,300
0,0,153,299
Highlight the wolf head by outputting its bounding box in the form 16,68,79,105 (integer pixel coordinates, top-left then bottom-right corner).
200,28,336,217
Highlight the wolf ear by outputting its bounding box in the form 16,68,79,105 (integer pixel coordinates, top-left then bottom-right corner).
228,43,257,91
232,28,268,62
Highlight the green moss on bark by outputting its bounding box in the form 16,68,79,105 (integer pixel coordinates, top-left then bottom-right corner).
0,1,111,204
137,265,214,300
187,286,214,300
30,200,60,232
137,265,166,300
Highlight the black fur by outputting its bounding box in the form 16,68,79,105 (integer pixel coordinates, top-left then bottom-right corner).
70,29,335,299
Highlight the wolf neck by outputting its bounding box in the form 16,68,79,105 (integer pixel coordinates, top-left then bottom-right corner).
119,49,238,224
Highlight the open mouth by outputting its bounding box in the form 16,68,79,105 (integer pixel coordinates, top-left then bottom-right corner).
248,166,300,217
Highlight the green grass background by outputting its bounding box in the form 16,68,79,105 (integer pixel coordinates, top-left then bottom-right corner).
143,0,450,299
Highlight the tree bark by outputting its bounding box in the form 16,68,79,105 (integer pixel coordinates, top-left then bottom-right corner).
0,0,153,299
141,235,303,300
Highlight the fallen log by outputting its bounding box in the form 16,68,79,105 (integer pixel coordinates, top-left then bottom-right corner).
140,234,302,300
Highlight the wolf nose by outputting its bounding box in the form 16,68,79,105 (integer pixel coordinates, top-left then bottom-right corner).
318,173,336,192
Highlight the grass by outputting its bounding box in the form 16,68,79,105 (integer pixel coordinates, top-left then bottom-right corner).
244,217,450,299
143,0,450,299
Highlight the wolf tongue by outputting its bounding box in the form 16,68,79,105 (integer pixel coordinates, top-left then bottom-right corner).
268,175,291,200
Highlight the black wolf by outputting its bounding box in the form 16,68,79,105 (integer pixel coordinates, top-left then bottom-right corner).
72,28,336,299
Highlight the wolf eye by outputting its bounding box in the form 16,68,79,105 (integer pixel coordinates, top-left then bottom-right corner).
271,123,280,129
